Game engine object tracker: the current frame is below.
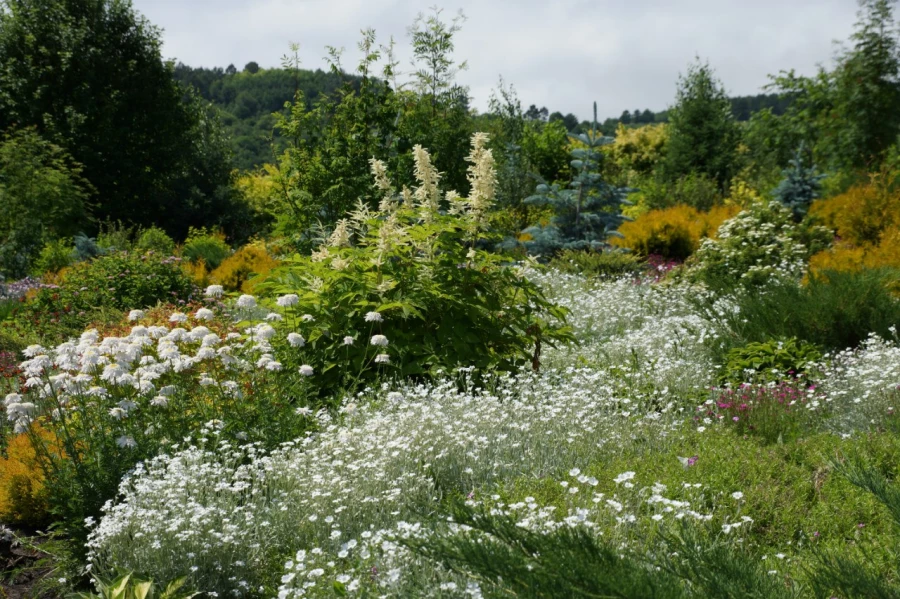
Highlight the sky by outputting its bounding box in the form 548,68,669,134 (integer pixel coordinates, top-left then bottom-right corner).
131,0,861,121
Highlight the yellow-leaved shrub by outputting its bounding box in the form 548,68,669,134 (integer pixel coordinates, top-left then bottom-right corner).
209,241,280,293
0,427,55,527
809,226,900,275
612,204,739,261
809,177,900,246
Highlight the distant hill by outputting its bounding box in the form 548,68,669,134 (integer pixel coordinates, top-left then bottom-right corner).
174,63,355,171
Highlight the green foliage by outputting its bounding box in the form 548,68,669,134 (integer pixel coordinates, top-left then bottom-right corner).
0,128,90,278
74,571,198,599
549,249,645,279
767,0,900,171
97,221,136,253
710,268,900,355
635,171,723,212
687,201,831,291
663,59,741,190
182,228,231,270
260,137,571,395
134,227,176,256
32,238,74,275
520,103,632,255
772,145,826,221
0,0,243,240
721,337,823,384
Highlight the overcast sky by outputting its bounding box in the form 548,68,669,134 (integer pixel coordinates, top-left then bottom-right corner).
131,0,860,121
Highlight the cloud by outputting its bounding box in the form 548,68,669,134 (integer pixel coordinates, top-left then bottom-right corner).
134,0,859,120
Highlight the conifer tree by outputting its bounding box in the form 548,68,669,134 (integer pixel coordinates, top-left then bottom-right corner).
771,144,826,221
520,103,632,256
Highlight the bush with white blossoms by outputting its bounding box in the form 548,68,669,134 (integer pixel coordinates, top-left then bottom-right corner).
257,134,571,395
686,200,831,291
4,302,320,540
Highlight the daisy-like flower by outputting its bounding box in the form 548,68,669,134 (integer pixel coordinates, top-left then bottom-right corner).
732,491,744,501
374,353,390,364
276,294,299,307
298,365,314,377
204,285,224,298
150,396,169,408
265,313,284,322
236,295,257,309
194,308,214,321
287,333,305,348
109,407,127,420
127,310,145,322
613,471,636,485
169,312,187,323
301,314,315,323
364,311,383,322
370,335,389,347
342,336,354,346
116,435,136,448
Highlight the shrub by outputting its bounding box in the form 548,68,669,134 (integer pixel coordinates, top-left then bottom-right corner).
209,241,279,292
809,176,900,246
7,303,316,543
32,238,74,275
96,220,136,253
549,249,645,279
605,122,669,185
134,227,176,256
720,337,822,384
687,200,831,291
713,269,900,355
182,228,231,270
0,427,53,527
261,134,572,394
809,225,900,275
612,204,739,261
632,171,722,213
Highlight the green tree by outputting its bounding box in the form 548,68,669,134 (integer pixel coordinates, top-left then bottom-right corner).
663,59,740,190
0,128,91,277
768,0,900,171
0,0,242,239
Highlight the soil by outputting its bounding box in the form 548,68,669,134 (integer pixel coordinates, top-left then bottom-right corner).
0,533,57,599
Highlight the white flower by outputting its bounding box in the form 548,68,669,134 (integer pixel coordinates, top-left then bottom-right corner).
365,311,383,322
194,308,215,321
127,310,145,322
276,294,299,307
150,396,169,408
298,365,314,377
731,491,744,501
374,353,390,364
169,312,187,323
370,335,389,347
387,392,404,403
569,468,581,477
265,361,283,372
295,406,313,416
342,336,354,346
116,435,136,448
236,295,257,309
287,333,306,347
3,393,21,407
205,285,224,298
108,407,127,420
265,313,283,322
301,314,315,322
614,471,636,484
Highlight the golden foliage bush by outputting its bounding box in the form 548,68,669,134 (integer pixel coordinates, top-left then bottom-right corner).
606,123,669,182
809,226,900,275
209,241,280,293
612,204,739,260
809,176,900,246
0,427,54,527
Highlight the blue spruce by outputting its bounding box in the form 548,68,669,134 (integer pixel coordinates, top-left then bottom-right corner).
772,144,826,221
520,102,633,256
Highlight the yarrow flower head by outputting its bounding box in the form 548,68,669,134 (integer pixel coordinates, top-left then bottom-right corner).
364,311,383,323
168,312,187,323
298,365,314,377
127,310,145,322
287,333,305,348
277,294,299,307
374,353,390,364
205,285,224,298
194,308,214,321
370,335,389,347
343,336,354,346
236,295,257,309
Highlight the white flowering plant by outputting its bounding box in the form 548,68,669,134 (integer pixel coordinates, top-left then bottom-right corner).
3,303,317,542
686,201,831,291
258,133,572,394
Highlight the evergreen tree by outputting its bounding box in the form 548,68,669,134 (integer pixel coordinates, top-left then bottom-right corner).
663,59,740,190
520,103,632,256
771,144,826,221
